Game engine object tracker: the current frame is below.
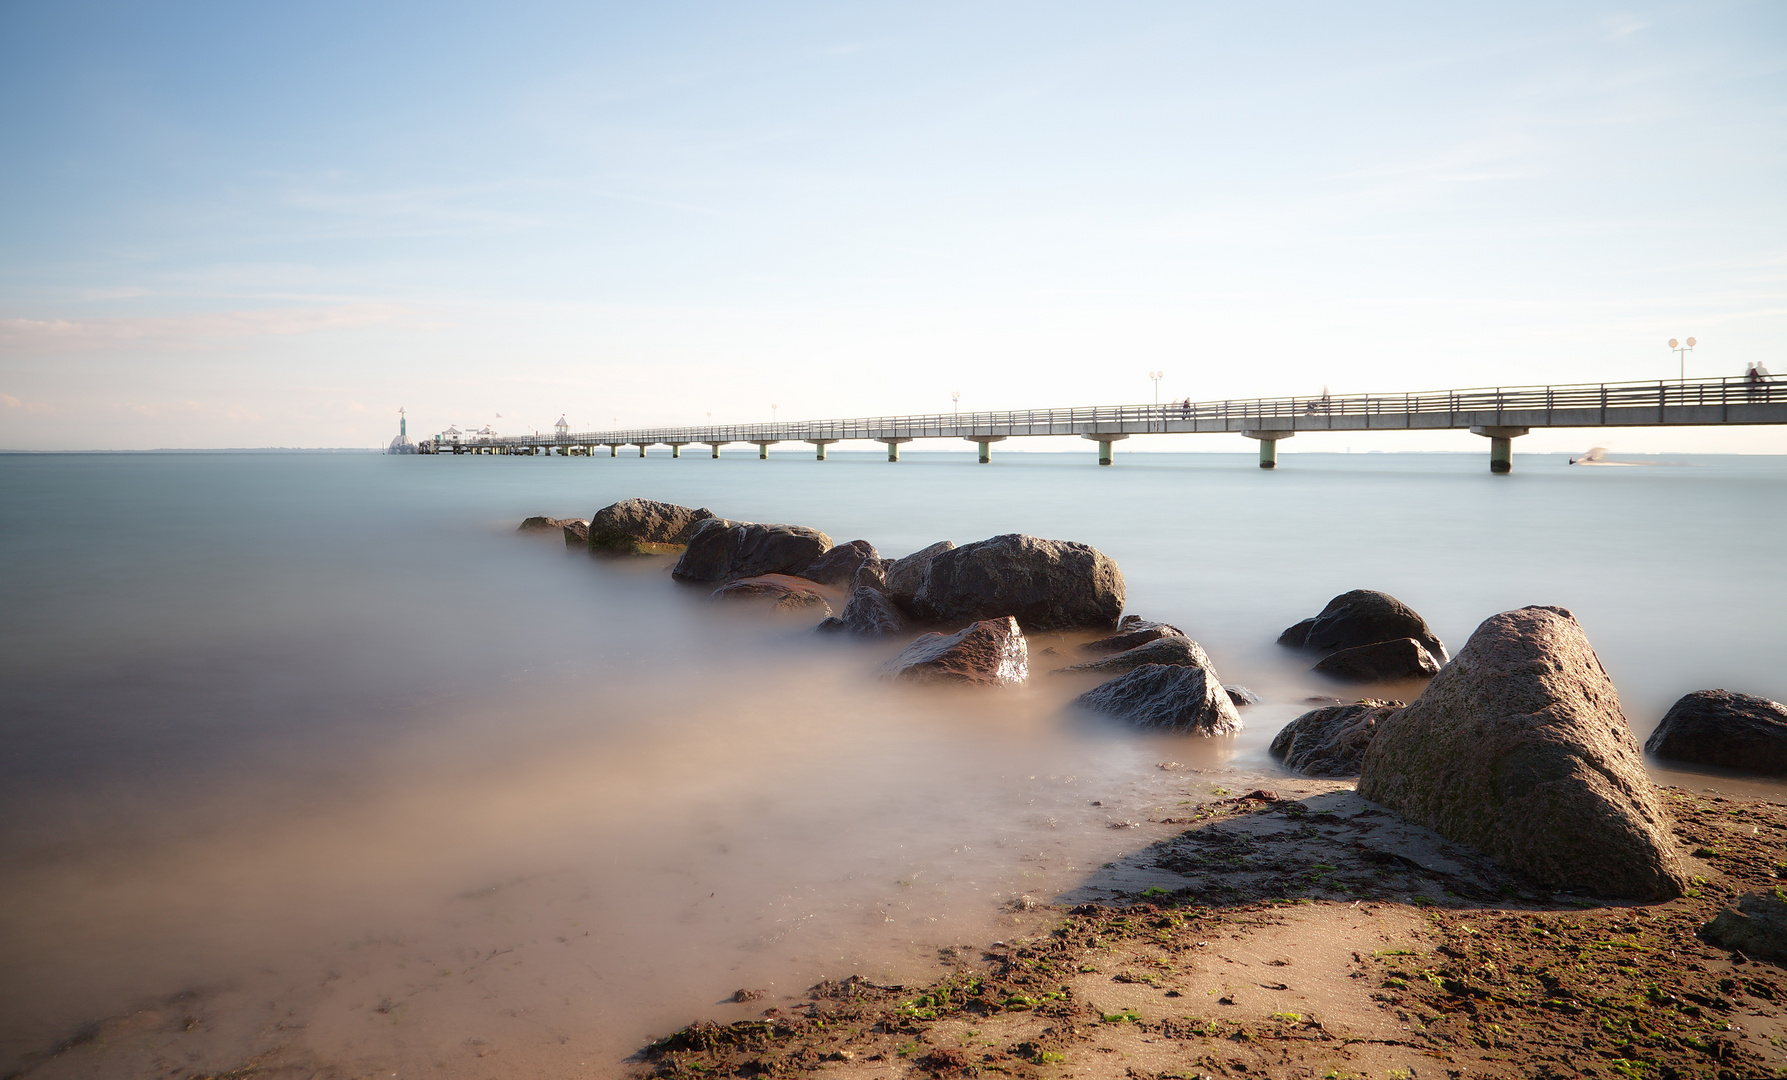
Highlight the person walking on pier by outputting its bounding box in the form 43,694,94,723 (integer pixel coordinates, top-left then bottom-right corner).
1747,362,1772,402
1180,397,1191,419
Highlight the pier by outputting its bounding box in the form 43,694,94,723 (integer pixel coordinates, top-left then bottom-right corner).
422,376,1785,472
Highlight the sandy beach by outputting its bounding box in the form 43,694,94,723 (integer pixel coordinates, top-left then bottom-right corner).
628,784,1787,1080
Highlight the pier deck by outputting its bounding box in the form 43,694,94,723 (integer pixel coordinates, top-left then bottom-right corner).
423,376,1786,471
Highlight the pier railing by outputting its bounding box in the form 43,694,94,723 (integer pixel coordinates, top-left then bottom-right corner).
435,375,1783,449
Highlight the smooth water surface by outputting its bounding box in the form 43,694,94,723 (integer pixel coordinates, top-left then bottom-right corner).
2,449,1783,1076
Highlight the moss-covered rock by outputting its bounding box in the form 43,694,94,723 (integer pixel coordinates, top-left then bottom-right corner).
1358,605,1686,900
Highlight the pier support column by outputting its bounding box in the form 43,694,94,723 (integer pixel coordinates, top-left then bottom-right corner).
1080,433,1129,466
878,438,912,462
637,444,647,458
750,441,778,459
668,443,684,459
965,436,1007,463
1241,430,1295,470
705,442,729,459
807,439,838,461
609,444,617,457
1469,426,1529,474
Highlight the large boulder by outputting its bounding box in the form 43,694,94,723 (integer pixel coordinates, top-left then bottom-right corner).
821,586,905,637
1074,663,1241,735
799,540,880,589
1357,606,1686,900
562,520,589,547
1279,590,1448,665
1702,889,1787,963
672,520,834,583
1080,616,1185,654
589,499,716,554
1269,700,1404,777
884,541,955,610
1053,635,1212,676
519,515,574,532
1645,690,1787,775
1313,637,1442,682
912,534,1125,631
881,617,1028,687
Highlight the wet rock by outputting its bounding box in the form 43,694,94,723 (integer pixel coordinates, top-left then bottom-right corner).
1053,635,1213,675
1269,700,1404,777
1313,637,1442,682
1279,590,1448,664
884,541,955,610
711,573,828,604
1080,615,1185,654
829,586,905,637
1075,662,1241,736
1701,889,1787,963
1224,685,1261,707
589,499,716,554
519,515,573,532
913,534,1125,632
851,558,889,591
799,540,880,589
562,520,589,547
1645,690,1787,775
673,520,834,583
881,616,1028,687
1358,605,1686,900
1277,617,1317,648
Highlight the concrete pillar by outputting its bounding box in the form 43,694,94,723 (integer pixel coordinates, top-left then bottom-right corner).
878,438,911,462
807,440,838,461
637,444,647,458
670,444,682,459
1081,433,1129,465
760,443,769,459
705,443,728,459
1241,430,1295,470
1470,425,1529,474
609,444,617,457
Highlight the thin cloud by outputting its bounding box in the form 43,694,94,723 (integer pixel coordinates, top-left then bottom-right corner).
0,304,416,354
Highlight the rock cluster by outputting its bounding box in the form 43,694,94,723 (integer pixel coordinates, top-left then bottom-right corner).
1280,589,1447,681
1645,689,1787,775
1357,605,1686,900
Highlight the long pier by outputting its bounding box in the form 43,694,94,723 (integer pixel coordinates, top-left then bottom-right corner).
422,376,1786,472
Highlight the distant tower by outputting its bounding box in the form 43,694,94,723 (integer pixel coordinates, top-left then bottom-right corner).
555,414,569,439
387,407,418,454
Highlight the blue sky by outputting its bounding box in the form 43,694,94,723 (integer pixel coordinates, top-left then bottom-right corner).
1,1,1783,451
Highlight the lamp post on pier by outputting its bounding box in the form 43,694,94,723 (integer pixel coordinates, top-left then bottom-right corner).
1149,370,1165,404
951,391,960,415
1669,337,1696,381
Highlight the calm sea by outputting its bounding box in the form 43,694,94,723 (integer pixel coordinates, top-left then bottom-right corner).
3,449,1783,1075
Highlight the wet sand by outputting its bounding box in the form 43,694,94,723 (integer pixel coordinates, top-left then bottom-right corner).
629,786,1787,1080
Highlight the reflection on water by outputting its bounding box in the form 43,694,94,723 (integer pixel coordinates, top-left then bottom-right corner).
1,450,1783,1075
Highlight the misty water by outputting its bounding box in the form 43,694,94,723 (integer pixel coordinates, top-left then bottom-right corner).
3,448,1784,1077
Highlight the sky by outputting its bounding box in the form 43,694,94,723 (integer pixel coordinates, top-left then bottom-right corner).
0,1,1783,452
